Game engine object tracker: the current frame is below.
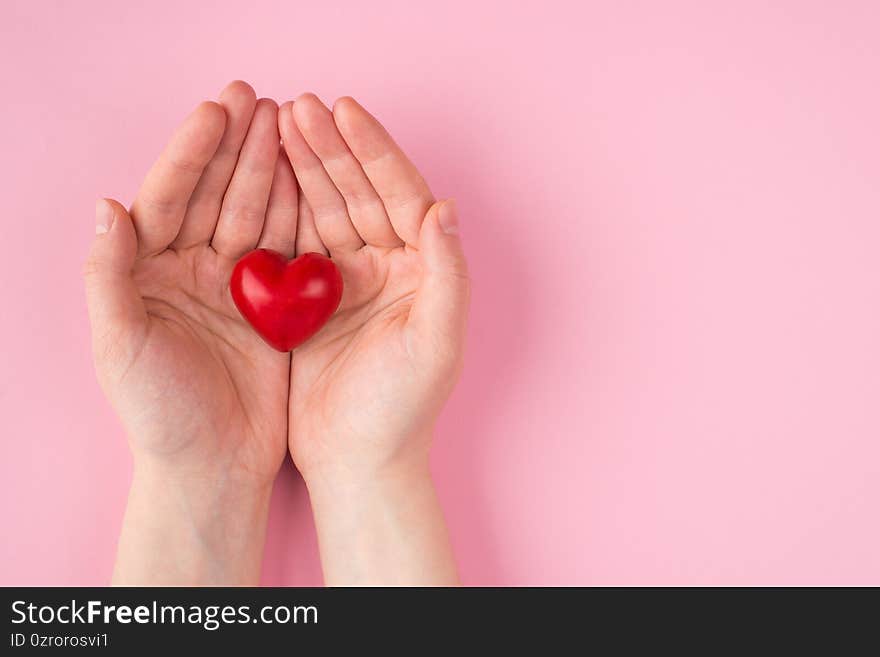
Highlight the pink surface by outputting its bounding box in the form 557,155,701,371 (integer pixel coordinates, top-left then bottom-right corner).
1,0,879,586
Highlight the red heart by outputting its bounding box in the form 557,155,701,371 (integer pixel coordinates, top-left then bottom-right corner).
230,249,343,352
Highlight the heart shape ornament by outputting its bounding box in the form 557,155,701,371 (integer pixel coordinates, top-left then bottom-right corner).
230,249,343,352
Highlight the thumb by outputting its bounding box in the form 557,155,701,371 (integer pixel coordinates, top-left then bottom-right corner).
409,199,470,362
84,199,146,349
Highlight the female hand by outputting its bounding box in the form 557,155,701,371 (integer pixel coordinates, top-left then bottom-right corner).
278,94,469,584
85,81,299,584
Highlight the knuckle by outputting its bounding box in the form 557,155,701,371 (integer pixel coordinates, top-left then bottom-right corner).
134,193,183,218
82,256,103,279
169,154,207,176
223,204,266,225
438,265,471,286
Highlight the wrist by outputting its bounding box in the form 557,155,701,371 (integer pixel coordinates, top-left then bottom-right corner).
301,447,431,500
296,423,435,495
112,459,273,586
304,454,458,586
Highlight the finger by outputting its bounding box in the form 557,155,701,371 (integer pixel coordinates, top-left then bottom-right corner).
292,94,401,249
130,101,226,256
332,96,434,247
408,200,469,372
257,147,299,258
173,81,258,249
294,191,329,257
278,100,364,256
84,199,147,357
211,98,280,259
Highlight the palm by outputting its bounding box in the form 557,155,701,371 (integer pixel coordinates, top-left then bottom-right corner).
289,246,422,472
123,246,288,477
88,83,301,487
277,94,467,478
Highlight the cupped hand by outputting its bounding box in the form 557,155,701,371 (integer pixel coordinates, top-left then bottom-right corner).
85,81,301,583
277,94,469,489
85,80,298,483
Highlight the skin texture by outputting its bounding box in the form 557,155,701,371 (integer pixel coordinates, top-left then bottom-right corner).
85,82,469,586
280,95,469,584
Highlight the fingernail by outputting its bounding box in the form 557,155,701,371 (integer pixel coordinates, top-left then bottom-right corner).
438,199,459,235
95,199,114,235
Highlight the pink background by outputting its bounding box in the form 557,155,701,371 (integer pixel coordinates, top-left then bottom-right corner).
1,0,879,585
